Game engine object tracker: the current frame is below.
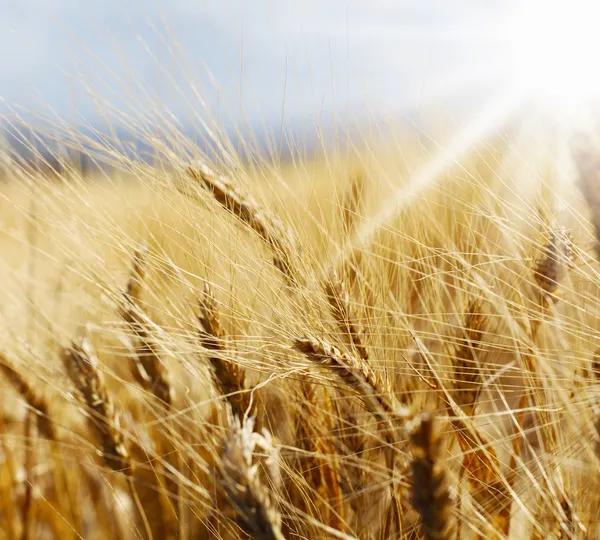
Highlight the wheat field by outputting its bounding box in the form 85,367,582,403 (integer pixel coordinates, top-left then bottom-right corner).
0,117,600,540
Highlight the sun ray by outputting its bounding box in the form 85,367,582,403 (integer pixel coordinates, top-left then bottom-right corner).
331,87,525,271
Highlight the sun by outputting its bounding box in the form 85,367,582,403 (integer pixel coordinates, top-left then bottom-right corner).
510,1,600,108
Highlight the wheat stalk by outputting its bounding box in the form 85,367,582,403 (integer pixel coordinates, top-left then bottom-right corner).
533,225,574,302
294,381,345,531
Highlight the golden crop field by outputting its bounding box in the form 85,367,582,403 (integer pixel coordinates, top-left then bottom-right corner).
0,117,599,540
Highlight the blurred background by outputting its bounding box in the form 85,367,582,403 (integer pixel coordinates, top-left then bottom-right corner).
0,0,518,149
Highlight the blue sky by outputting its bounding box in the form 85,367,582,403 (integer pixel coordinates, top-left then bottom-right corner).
0,1,510,134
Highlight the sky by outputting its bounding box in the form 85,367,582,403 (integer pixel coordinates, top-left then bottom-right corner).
0,1,516,139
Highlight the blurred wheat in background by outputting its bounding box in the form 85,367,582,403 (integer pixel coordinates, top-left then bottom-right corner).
2,1,600,539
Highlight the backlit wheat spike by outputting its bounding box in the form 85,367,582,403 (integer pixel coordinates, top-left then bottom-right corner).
62,338,155,538
409,413,454,540
529,225,574,456
452,300,486,416
534,225,574,298
198,282,251,419
217,416,285,540
187,163,300,286
61,338,131,473
122,247,181,537
121,247,174,408
0,355,57,442
294,335,410,442
324,272,369,360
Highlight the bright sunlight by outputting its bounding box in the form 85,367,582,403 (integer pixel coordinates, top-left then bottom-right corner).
510,1,600,106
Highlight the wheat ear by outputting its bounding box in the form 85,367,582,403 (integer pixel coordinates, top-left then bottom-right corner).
324,272,369,361
61,338,153,539
294,336,410,443
122,247,180,536
187,163,300,286
0,356,56,442
121,247,173,408
61,338,131,473
409,413,454,540
533,225,574,303
198,282,251,419
530,226,574,453
451,300,486,417
217,415,285,540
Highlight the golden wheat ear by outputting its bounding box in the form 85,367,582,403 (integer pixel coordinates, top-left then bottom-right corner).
451,299,487,417
198,281,252,420
61,338,131,473
61,337,159,538
0,355,57,441
121,246,173,408
121,247,183,535
323,272,369,361
217,414,285,540
186,163,301,286
409,413,454,540
533,225,575,303
293,335,410,442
